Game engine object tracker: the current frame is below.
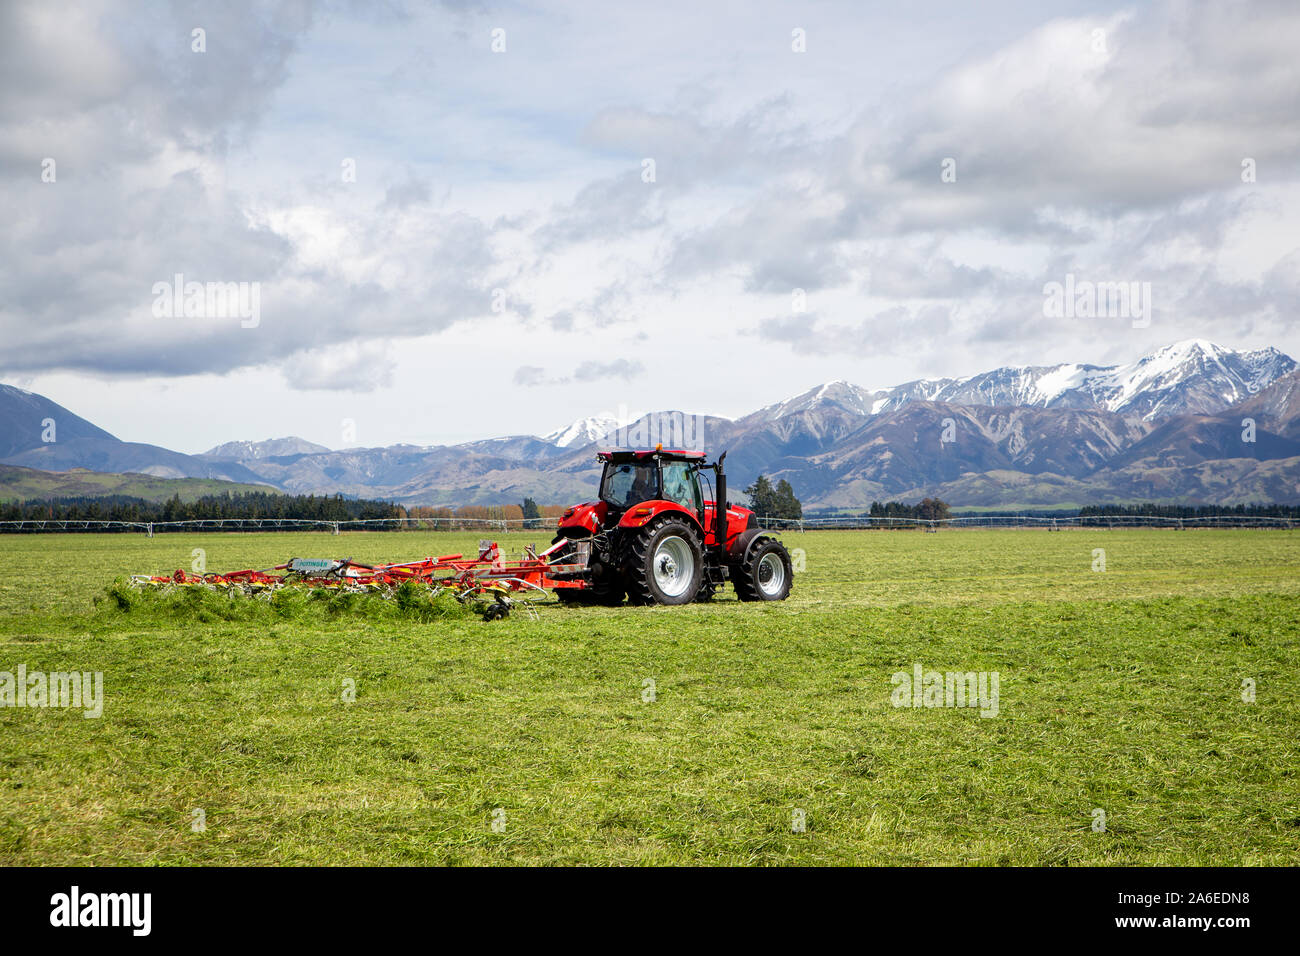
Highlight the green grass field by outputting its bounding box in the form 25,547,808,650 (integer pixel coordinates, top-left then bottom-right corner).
1,528,1296,865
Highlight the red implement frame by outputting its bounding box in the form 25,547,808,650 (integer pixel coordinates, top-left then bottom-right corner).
131,539,591,597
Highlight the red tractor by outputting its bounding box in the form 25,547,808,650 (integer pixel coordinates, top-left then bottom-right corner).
548,448,794,605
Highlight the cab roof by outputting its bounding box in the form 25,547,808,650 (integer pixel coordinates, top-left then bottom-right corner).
597,448,705,462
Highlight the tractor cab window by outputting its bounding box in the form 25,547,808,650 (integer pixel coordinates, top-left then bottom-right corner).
601,461,660,508
661,461,702,513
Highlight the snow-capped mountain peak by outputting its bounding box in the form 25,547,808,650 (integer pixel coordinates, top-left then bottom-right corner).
748,380,877,422
541,415,621,448
1091,340,1293,418
759,341,1296,424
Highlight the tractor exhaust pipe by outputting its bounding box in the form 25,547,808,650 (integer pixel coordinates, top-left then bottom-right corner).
714,451,728,554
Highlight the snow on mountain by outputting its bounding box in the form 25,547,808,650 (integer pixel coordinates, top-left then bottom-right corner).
202,437,332,460
1081,339,1295,419
541,415,621,448
1237,367,1300,437
762,341,1296,424
744,380,878,423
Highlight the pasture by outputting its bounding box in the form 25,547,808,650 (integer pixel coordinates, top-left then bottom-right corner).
0,528,1296,865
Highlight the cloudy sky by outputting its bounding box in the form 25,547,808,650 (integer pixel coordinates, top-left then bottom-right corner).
2,0,1298,453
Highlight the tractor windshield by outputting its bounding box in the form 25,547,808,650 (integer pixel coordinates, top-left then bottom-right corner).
600,461,660,508
661,460,702,513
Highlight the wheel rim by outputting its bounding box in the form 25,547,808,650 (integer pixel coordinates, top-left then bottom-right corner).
757,552,785,596
653,535,694,598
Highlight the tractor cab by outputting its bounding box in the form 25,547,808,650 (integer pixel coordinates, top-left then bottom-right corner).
598,449,705,518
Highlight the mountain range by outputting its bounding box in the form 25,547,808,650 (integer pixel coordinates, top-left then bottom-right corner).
3,340,1299,508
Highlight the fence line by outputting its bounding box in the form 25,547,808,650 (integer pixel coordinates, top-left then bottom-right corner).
757,515,1300,530
1,514,1297,534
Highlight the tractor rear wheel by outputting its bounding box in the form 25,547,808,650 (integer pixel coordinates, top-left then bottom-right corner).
732,538,793,602
624,517,703,606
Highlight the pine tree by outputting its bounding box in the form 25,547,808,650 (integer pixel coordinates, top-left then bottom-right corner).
774,479,802,520
744,475,777,516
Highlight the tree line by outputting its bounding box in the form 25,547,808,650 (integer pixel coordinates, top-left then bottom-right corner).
1079,503,1300,518
868,498,952,520
0,491,401,526
1,490,571,531
7,485,1291,532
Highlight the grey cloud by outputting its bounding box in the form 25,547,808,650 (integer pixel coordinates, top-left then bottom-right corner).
573,359,643,381
0,162,498,378
512,359,644,387
655,2,1300,290
759,314,815,345
534,170,666,246
760,305,954,357
0,0,318,174
537,99,809,249
667,186,853,293
513,365,547,386
281,341,395,392
0,0,504,382
382,175,432,209
4,0,1297,390
861,244,1022,301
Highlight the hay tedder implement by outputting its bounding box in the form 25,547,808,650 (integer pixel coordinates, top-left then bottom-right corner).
131,540,591,620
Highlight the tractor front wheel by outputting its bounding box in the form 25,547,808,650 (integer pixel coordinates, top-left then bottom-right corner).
624,517,703,606
732,538,793,602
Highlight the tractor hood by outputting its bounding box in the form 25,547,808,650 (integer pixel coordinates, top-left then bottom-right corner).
557,500,606,536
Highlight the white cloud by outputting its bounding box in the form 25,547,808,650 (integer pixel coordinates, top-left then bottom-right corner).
1,0,1297,454
282,341,396,392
